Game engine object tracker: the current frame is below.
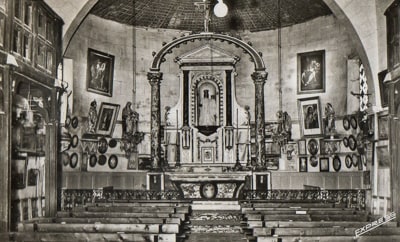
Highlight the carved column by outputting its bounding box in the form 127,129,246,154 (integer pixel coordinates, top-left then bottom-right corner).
147,71,163,169
252,71,268,166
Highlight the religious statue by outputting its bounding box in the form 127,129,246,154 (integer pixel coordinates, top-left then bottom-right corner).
198,89,217,126
275,110,292,142
87,100,97,133
122,102,139,138
244,105,251,125
324,103,336,134
164,106,171,126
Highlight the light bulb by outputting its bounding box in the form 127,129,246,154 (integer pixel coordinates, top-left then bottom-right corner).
214,0,228,17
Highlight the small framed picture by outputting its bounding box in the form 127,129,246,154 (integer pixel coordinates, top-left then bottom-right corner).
95,102,120,137
299,157,308,172
265,141,281,155
320,157,329,172
202,147,214,163
297,50,325,94
298,96,323,137
378,113,389,140
298,139,306,155
87,48,115,97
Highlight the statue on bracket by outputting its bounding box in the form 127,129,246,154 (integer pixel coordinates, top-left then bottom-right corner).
275,110,292,143
122,102,139,138
324,103,336,134
87,100,97,133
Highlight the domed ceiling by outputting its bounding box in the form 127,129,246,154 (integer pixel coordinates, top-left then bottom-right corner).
90,0,332,32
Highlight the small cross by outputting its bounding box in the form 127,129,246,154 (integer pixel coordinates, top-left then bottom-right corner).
194,0,211,32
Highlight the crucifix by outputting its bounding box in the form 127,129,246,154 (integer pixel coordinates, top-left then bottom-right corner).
195,0,211,32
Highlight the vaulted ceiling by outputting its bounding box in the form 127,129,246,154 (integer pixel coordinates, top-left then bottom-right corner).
90,0,332,32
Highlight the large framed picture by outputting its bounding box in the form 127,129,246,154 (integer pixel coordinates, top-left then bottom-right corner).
95,102,120,137
87,48,115,96
298,50,325,94
298,96,323,137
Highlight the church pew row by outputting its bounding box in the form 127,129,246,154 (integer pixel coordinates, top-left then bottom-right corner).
0,232,175,242
89,199,192,207
56,211,187,221
240,201,346,208
17,222,180,234
252,227,400,237
242,208,367,215
245,220,397,229
257,235,400,242
22,216,181,224
244,213,369,222
72,205,190,214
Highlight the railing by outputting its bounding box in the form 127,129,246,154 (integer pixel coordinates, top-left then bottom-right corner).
61,189,182,211
241,189,366,209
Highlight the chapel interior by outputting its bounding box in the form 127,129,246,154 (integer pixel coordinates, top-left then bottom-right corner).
1,0,400,241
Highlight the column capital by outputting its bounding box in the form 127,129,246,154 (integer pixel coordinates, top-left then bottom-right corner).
251,71,268,84
147,71,163,84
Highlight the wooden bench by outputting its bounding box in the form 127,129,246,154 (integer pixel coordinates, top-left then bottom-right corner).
253,227,400,237
18,222,180,234
257,235,400,242
22,216,181,224
0,232,174,242
56,211,187,221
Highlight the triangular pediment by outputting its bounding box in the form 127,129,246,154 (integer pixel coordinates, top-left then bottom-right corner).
175,44,239,65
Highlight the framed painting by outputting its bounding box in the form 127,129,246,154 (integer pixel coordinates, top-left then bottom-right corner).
297,50,325,94
376,145,389,168
378,70,388,108
298,96,323,137
320,157,329,172
378,113,389,140
87,48,115,96
265,141,281,155
298,139,306,155
95,102,120,137
299,157,308,172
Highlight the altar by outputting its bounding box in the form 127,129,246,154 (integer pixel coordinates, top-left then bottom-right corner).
167,171,250,200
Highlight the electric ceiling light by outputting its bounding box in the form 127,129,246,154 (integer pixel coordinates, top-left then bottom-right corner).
214,0,228,17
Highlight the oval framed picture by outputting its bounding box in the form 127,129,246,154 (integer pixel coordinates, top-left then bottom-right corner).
65,116,71,128
89,154,97,167
348,135,357,151
333,155,341,172
71,117,79,129
70,153,78,168
109,139,118,148
307,139,319,155
71,135,79,148
98,155,107,165
200,183,218,199
310,156,318,167
343,137,349,147
343,116,350,130
352,154,359,167
108,155,118,169
345,155,352,168
350,116,357,129
61,152,70,166
98,137,108,154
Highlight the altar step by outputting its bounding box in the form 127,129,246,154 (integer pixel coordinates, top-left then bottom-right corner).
191,201,241,211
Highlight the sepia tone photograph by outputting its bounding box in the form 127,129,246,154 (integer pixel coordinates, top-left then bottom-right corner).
1,0,400,241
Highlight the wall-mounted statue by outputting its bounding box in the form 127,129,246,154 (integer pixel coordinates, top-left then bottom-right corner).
122,102,139,138
324,103,336,134
87,100,97,133
164,106,171,126
276,110,292,142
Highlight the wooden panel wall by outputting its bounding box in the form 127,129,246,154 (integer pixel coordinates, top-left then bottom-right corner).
271,171,365,189
62,172,147,190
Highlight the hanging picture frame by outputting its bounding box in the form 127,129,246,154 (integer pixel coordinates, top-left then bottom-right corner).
95,102,120,137
86,48,115,97
298,96,323,137
297,50,325,94
298,139,306,155
299,157,308,172
320,157,329,172
378,113,389,140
